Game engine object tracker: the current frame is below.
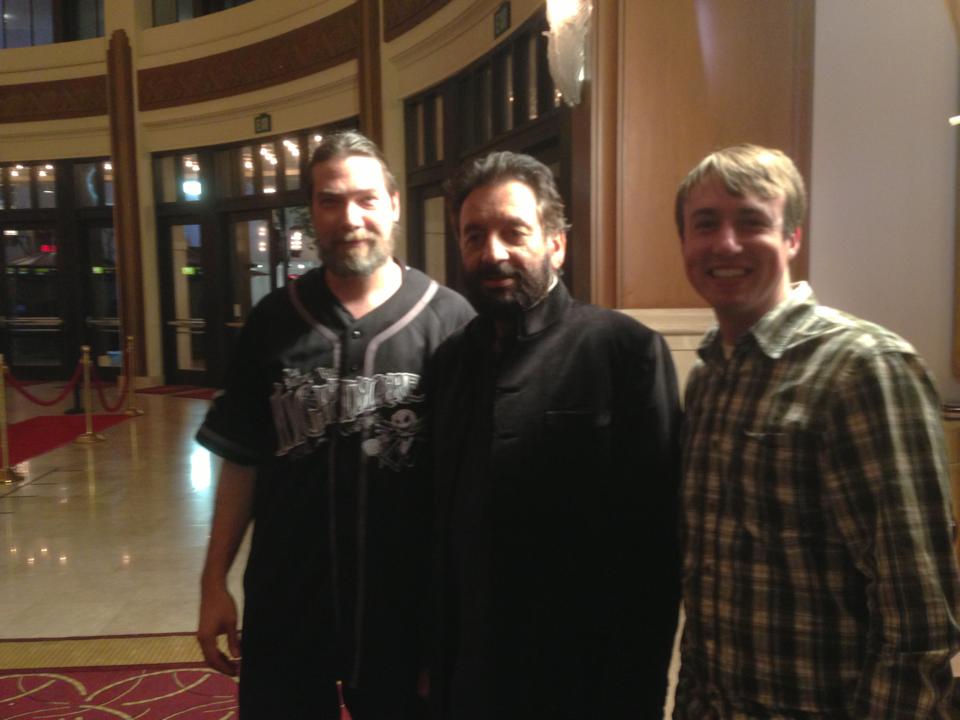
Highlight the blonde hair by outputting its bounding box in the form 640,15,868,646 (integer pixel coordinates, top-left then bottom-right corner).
675,144,806,238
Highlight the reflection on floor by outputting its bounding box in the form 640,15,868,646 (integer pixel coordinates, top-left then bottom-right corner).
0,383,248,640
1,382,680,717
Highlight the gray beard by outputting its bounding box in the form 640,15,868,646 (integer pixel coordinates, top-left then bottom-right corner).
463,255,554,318
321,242,391,277
320,229,393,277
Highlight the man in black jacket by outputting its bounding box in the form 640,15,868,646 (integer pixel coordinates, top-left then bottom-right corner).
427,151,682,719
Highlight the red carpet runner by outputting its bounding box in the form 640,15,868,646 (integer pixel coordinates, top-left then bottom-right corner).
7,414,131,465
0,664,237,718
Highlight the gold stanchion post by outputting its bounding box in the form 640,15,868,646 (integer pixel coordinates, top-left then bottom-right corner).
0,354,25,483
75,345,105,444
123,336,143,417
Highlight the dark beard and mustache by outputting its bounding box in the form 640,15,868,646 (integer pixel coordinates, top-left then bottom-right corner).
463,256,554,318
320,229,392,277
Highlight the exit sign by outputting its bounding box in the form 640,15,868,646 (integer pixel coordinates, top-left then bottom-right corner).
254,113,272,134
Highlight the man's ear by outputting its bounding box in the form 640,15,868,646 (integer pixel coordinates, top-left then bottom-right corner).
785,227,802,259
548,230,567,270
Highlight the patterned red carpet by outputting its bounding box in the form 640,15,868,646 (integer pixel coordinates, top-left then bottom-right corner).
0,634,237,718
0,664,237,718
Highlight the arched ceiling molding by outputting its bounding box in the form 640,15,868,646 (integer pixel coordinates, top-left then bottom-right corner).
139,68,358,152
0,75,107,124
386,0,539,98
384,0,455,41
138,5,359,111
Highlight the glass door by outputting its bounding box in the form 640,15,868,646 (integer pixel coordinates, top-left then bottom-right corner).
224,206,316,338
0,226,68,378
161,221,208,385
81,222,121,376
227,211,275,327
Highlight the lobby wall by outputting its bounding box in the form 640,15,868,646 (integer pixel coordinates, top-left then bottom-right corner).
810,0,960,400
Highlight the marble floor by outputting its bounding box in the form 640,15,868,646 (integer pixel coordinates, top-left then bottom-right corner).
1,382,248,639
1,380,681,717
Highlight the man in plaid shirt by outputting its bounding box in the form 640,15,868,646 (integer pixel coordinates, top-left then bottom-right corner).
674,144,960,718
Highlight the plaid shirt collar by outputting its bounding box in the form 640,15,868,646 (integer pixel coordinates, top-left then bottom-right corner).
697,281,820,362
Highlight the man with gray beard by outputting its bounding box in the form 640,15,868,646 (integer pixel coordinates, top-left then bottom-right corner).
196,130,473,719
426,151,682,719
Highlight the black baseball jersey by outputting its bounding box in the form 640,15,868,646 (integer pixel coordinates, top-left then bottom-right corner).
196,263,474,712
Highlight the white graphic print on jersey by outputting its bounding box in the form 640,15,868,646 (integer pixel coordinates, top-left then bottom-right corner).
270,366,424,469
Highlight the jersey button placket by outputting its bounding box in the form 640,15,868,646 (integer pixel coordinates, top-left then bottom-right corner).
346,327,362,373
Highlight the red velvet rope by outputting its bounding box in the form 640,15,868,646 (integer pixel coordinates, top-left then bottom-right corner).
6,363,83,407
90,364,129,413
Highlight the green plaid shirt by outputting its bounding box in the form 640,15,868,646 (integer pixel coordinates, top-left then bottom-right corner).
676,282,960,718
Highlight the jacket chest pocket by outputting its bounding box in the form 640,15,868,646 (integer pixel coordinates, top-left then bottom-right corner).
730,426,827,545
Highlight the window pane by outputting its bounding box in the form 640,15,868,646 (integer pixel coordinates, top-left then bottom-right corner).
9,165,31,209
504,52,514,132
480,64,493,142
73,0,99,40
5,0,31,48
32,0,53,45
157,156,177,203
435,95,444,161
10,333,61,367
230,218,272,319
240,146,254,196
182,154,202,201
214,148,234,199
3,228,60,316
527,36,538,120
415,102,425,167
177,0,194,21
284,206,317,281
259,143,277,195
308,133,323,158
37,163,55,208
102,160,114,205
282,137,300,191
86,226,117,319
423,196,446,285
74,162,100,206
154,0,176,26
169,223,206,371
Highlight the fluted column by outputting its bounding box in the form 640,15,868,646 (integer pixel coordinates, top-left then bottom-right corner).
107,29,146,374
358,0,383,145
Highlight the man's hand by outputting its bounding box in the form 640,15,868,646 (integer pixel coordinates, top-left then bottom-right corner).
197,583,241,676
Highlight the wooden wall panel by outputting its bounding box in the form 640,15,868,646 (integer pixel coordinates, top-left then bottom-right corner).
616,0,814,308
0,76,107,124
138,6,359,111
